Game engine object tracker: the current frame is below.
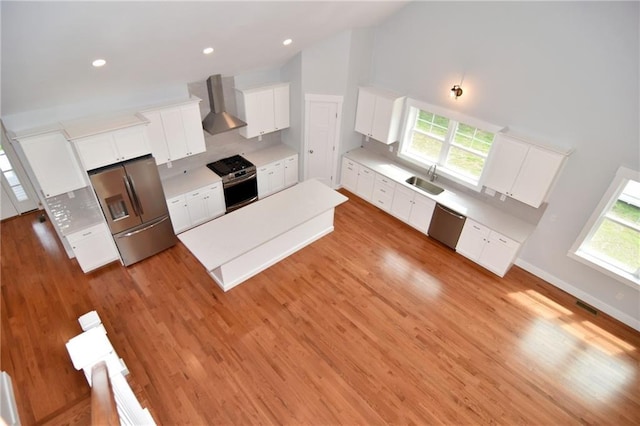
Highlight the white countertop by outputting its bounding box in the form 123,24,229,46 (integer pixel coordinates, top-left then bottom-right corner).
179,179,348,271
162,167,221,199
344,148,535,243
243,144,297,167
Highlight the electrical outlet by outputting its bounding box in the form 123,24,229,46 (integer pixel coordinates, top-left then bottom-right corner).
388,145,393,152
67,191,75,199
167,161,173,168
499,194,506,201
484,187,496,197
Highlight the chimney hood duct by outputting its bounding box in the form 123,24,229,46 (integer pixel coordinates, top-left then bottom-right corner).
202,74,247,135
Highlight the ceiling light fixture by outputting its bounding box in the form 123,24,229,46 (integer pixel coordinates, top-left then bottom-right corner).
450,84,463,100
203,47,214,55
283,38,293,46
92,59,106,68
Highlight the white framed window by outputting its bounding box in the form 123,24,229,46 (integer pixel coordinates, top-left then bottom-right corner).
569,166,640,288
398,99,503,189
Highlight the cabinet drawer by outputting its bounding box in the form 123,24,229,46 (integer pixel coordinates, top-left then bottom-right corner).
167,194,186,205
67,223,110,243
489,231,518,249
375,173,394,188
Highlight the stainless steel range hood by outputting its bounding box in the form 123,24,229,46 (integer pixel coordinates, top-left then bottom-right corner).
202,74,247,136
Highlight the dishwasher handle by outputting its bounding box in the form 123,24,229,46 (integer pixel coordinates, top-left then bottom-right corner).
435,203,465,220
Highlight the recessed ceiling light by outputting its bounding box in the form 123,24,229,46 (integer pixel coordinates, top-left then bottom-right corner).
92,59,106,67
203,47,214,55
282,39,293,46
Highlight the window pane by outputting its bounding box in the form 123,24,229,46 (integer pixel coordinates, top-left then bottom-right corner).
0,154,11,172
585,218,640,273
12,185,28,202
408,131,442,161
446,146,486,179
453,123,494,156
4,170,19,187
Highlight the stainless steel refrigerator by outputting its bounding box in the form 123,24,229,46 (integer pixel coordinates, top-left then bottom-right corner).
89,155,177,266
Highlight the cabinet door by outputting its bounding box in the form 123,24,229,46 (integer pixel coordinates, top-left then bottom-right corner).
203,184,225,219
269,161,285,194
181,103,207,157
167,195,191,233
284,155,298,187
19,132,87,198
483,134,528,195
67,223,119,273
242,89,274,138
479,232,520,277
371,96,395,143
112,126,150,161
355,165,375,201
408,193,435,234
510,146,565,207
391,185,414,222
74,133,119,170
257,164,271,199
143,110,171,165
456,219,490,261
354,89,376,136
273,85,290,131
186,189,210,226
160,108,189,159
341,158,358,192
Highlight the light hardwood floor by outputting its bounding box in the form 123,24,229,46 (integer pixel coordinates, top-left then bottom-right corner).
2,189,639,425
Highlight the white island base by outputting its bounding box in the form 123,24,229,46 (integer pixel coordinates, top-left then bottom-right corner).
178,179,348,291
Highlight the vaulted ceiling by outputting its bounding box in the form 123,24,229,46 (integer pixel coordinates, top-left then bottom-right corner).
1,1,409,117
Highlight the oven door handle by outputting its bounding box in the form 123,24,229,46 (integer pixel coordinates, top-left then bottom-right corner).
224,172,257,188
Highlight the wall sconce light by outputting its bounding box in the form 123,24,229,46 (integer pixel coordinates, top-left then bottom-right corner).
450,85,463,100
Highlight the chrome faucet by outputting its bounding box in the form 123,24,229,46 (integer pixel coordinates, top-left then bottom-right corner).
428,164,438,182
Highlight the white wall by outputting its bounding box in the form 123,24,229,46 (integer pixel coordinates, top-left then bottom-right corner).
369,1,639,328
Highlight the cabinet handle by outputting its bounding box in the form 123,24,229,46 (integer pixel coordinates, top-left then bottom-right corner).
498,238,507,243
309,150,314,154
82,232,92,237
473,225,481,230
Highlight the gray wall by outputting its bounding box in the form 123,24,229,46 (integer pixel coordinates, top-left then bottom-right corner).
368,1,639,327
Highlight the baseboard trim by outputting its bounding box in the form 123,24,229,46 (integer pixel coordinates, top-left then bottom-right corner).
514,258,640,332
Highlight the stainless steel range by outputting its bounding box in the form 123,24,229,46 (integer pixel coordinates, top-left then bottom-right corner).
207,155,258,213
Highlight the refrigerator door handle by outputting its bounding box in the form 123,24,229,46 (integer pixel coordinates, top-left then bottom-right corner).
120,216,170,238
123,175,141,216
127,175,145,216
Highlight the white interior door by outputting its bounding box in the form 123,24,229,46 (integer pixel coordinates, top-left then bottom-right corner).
0,124,38,217
304,95,343,187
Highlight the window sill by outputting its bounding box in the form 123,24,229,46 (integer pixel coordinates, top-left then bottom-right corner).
568,250,640,289
397,151,482,192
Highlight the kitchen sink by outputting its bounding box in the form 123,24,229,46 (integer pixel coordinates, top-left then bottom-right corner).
405,176,444,195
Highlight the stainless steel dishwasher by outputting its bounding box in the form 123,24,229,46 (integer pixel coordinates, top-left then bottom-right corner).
428,203,466,249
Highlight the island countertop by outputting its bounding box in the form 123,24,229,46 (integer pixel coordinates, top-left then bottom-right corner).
179,179,348,272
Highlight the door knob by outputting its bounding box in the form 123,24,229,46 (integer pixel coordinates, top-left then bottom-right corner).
309,149,314,154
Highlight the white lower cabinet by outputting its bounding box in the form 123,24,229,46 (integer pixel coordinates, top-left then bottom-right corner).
391,185,436,234
355,165,375,201
167,195,191,234
167,183,225,233
67,223,119,273
456,219,520,277
257,160,285,199
284,155,298,188
372,174,395,212
341,158,358,192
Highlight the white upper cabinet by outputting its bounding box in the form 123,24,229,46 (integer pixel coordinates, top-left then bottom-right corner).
72,125,150,170
16,131,87,198
483,134,568,208
236,83,290,139
354,86,405,144
141,98,206,165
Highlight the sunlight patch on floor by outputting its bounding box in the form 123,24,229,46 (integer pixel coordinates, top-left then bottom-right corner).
382,250,441,298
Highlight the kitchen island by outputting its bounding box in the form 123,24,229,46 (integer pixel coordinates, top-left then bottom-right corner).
178,179,348,291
